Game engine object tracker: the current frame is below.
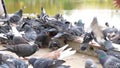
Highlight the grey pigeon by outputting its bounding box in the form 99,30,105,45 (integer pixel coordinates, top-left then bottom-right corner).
5,33,28,45
38,7,49,21
90,17,114,50
106,50,120,59
5,24,29,45
12,36,29,45
0,53,14,65
0,44,39,58
48,39,61,50
103,27,118,38
80,32,94,51
85,59,97,68
35,29,49,48
28,58,68,68
96,50,120,68
109,30,120,44
52,32,65,40
9,9,23,24
0,24,11,33
23,24,37,42
0,58,28,68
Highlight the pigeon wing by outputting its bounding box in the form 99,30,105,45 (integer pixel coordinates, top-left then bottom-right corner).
103,56,120,68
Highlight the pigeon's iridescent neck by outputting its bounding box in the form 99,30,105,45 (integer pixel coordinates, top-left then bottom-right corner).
100,54,106,59
99,54,107,65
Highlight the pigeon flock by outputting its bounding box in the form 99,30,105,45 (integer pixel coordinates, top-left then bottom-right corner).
0,0,120,68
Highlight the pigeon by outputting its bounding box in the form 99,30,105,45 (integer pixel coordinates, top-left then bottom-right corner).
67,26,84,36
106,50,120,59
0,57,28,68
12,36,29,45
90,17,115,50
80,32,94,51
28,57,69,68
0,44,39,58
0,53,14,65
85,59,97,68
52,31,75,44
38,7,49,22
8,8,23,24
22,24,37,42
96,50,120,68
5,26,29,45
40,7,46,17
35,29,49,48
47,28,58,37
48,39,61,50
0,24,11,33
103,27,119,39
51,32,65,40
109,30,120,44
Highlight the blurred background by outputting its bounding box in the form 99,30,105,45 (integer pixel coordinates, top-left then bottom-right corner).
4,0,120,29
5,0,115,14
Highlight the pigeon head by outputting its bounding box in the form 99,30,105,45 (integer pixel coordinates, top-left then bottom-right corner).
95,50,107,59
85,59,97,68
24,24,31,32
85,59,93,66
32,44,39,51
16,9,23,18
28,58,37,66
54,60,65,66
49,60,66,68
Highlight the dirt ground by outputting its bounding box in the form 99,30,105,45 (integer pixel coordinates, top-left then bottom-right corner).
0,44,102,68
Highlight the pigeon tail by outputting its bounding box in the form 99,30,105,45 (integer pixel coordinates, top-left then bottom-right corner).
57,44,69,52
58,48,76,59
85,59,97,68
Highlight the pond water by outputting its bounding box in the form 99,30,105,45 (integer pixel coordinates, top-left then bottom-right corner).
4,0,120,29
